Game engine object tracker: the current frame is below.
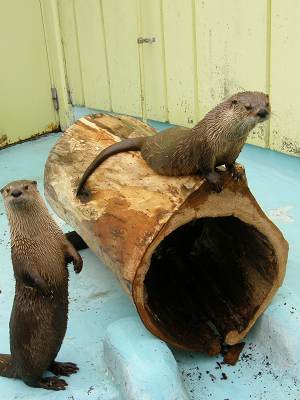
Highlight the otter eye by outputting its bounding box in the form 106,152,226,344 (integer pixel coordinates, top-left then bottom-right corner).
245,104,252,111
266,102,269,107
24,185,29,190
231,99,238,105
6,188,10,194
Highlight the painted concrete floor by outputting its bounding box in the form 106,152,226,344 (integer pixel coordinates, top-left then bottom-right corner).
0,109,299,399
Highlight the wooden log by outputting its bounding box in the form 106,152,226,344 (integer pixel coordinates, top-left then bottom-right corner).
44,113,288,354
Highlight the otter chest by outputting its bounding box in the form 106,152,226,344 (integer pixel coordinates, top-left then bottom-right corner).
12,237,67,284
215,138,245,166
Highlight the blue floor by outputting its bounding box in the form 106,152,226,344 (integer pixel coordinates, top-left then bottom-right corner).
0,108,299,399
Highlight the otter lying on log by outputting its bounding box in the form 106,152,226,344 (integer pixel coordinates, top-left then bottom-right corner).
77,91,270,196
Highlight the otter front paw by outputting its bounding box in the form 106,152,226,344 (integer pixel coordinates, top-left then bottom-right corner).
38,284,54,299
227,164,245,181
42,288,55,299
205,172,223,193
73,253,83,274
64,242,83,273
24,271,53,298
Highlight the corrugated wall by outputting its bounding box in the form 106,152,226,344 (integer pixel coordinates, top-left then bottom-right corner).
59,1,299,155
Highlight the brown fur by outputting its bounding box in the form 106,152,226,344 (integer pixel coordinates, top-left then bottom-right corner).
0,180,83,391
77,91,270,195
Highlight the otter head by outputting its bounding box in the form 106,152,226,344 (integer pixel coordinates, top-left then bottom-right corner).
229,91,270,132
1,180,39,210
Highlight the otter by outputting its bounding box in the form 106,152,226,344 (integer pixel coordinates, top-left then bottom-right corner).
76,91,270,196
0,180,83,391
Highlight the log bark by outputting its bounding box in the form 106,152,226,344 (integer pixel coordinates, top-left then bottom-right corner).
44,113,288,354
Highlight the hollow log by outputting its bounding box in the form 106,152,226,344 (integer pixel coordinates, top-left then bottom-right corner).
44,113,288,354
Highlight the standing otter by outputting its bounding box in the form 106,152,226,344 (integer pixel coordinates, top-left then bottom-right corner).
0,180,83,391
76,91,270,196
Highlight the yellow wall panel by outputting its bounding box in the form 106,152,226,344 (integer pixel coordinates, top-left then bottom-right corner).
74,0,111,110
0,0,57,145
140,0,168,121
58,0,84,106
56,0,299,156
196,0,269,147
270,0,300,155
102,0,141,117
162,0,197,126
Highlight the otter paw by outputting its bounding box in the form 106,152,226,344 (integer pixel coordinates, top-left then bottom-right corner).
41,287,54,299
205,172,223,193
49,361,79,377
228,164,245,181
38,376,68,391
73,255,83,274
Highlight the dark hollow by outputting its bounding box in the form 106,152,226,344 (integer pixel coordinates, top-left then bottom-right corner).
144,217,278,353
65,231,88,251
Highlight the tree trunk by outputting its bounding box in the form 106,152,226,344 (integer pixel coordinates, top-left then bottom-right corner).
44,113,288,354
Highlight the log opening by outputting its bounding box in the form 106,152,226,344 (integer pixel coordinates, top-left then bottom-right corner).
144,216,278,354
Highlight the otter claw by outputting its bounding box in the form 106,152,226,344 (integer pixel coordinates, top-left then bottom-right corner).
228,164,245,181
73,255,83,274
231,170,244,181
211,183,223,193
41,287,54,298
205,172,223,193
49,361,79,377
37,376,67,391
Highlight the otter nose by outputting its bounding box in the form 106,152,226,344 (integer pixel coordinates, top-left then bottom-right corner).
257,108,268,118
11,189,22,198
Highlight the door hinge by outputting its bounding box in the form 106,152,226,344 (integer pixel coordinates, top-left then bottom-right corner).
51,87,59,111
137,37,156,44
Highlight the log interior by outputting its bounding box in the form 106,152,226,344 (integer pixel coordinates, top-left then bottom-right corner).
144,216,278,353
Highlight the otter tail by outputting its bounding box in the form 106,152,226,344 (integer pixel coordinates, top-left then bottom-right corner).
0,354,16,378
76,137,145,196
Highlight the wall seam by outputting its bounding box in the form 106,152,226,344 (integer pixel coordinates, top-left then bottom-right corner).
160,0,170,123
99,0,113,111
266,0,272,149
38,0,55,87
73,0,86,106
192,0,200,123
